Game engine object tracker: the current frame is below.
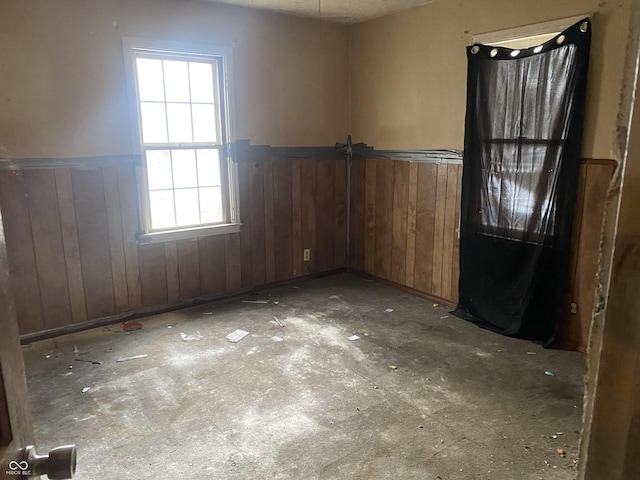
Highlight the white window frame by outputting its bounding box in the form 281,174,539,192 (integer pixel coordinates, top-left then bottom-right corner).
123,37,240,244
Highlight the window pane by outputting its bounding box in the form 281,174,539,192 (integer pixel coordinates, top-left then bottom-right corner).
199,187,223,223
140,103,168,143
146,150,173,190
163,60,190,102
196,149,221,186
172,149,198,188
175,188,200,226
189,62,215,103
136,58,165,102
167,103,193,143
150,190,176,229
192,104,218,143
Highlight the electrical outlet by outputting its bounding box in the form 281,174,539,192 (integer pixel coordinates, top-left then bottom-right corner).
303,249,311,261
570,302,578,314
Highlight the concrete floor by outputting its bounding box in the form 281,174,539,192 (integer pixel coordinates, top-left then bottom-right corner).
22,273,586,480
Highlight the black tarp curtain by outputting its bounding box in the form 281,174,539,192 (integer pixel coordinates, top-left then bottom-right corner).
453,19,591,344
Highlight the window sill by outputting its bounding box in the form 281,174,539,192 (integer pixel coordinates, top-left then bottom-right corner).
138,223,242,244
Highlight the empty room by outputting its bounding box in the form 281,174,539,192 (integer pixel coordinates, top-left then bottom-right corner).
1,0,639,479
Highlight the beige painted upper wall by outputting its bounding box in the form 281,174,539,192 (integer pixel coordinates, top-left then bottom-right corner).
0,0,349,158
350,0,631,160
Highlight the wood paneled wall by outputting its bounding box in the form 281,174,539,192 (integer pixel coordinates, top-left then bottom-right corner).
0,157,346,336
350,158,462,303
350,157,614,352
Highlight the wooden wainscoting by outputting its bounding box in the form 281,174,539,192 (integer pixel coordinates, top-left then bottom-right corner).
350,158,462,304
0,156,347,336
350,156,615,352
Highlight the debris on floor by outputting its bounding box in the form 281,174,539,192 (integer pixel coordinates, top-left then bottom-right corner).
202,312,213,315
75,358,103,365
433,303,439,307
73,346,79,353
348,335,360,341
273,316,284,327
81,387,91,393
557,448,566,456
123,322,143,332
545,370,556,377
272,336,283,342
527,352,537,355
440,316,450,319
241,300,269,304
226,329,249,343
389,365,398,370
385,308,394,312
180,332,203,342
116,354,148,362
273,301,280,305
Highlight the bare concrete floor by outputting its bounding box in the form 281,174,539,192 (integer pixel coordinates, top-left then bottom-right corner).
22,273,586,479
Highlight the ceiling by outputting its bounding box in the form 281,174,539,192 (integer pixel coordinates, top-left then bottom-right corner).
209,0,433,24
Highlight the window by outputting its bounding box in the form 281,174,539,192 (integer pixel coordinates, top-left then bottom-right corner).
124,38,239,242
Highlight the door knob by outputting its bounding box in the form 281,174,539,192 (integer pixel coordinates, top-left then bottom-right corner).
23,445,77,479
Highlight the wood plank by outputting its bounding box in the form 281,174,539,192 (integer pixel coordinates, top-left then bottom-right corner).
570,164,613,351
364,159,377,274
405,162,419,287
164,241,180,302
177,239,200,299
117,165,142,310
263,160,276,283
249,160,266,285
450,164,463,304
391,161,410,284
102,166,129,313
54,168,87,323
237,161,253,288
441,163,459,301
351,159,367,271
72,169,116,319
374,159,394,280
138,243,168,307
25,169,73,330
225,233,242,292
560,164,588,348
199,235,225,295
272,159,294,281
291,159,303,277
431,164,449,297
0,171,44,334
334,158,347,269
316,159,335,272
300,159,317,275
414,163,438,294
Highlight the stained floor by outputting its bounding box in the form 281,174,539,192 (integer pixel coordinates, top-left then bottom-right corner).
22,273,586,479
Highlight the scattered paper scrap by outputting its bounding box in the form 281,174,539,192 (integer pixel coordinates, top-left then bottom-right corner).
348,335,360,341
544,370,556,377
273,301,280,305
81,387,91,393
227,329,249,343
241,300,269,304
389,365,398,370
385,308,394,313
180,332,203,342
440,316,450,319
116,354,148,363
123,322,143,332
433,303,439,307
527,352,537,355
557,448,566,456
272,336,284,342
